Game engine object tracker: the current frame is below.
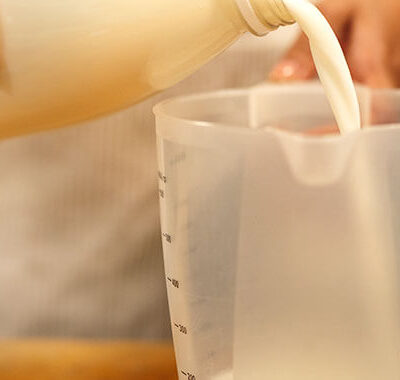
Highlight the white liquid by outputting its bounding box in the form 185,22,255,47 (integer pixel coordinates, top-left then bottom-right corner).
283,0,361,133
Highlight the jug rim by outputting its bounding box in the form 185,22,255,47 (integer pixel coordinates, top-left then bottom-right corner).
153,84,400,143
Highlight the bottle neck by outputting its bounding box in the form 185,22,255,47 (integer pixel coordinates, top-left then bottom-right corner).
235,0,294,36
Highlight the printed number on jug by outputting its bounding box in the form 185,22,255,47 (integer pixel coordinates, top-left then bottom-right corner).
167,277,180,288
158,171,167,183
175,323,187,334
163,233,172,243
181,371,196,380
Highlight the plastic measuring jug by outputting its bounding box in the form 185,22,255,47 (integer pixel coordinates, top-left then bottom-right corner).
154,84,400,380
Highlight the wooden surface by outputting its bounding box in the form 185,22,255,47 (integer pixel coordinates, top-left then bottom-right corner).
0,341,178,380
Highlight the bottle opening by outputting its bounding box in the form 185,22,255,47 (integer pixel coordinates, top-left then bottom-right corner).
235,0,294,36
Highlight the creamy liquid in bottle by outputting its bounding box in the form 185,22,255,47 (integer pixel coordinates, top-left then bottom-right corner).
0,0,358,138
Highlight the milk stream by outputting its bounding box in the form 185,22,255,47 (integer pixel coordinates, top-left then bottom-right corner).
283,0,361,134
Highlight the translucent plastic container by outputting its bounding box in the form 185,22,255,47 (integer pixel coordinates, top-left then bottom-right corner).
154,84,400,380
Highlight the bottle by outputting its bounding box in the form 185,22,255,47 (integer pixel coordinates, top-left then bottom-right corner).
0,0,293,139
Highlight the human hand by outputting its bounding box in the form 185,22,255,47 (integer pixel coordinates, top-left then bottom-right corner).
269,0,400,88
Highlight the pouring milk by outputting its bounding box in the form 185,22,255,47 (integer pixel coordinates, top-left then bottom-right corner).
0,0,358,138
239,0,360,133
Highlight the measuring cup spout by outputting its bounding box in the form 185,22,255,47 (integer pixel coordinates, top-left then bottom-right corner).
276,129,359,186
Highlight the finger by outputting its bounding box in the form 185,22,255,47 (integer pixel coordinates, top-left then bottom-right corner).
268,33,316,81
269,0,352,81
304,124,339,136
